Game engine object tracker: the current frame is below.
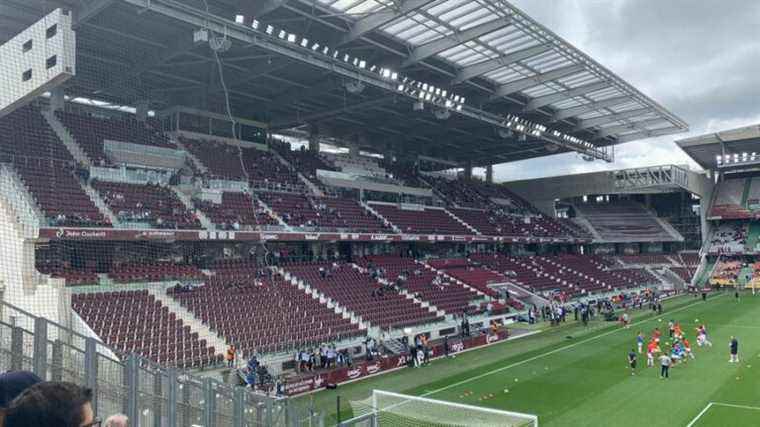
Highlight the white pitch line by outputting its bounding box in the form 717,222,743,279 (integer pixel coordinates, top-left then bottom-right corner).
685,401,760,427
421,296,721,399
685,402,713,427
710,402,760,411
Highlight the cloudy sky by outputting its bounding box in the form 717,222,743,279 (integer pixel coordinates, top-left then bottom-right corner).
490,0,760,182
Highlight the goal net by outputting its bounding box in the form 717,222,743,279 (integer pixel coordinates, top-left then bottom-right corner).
344,390,538,427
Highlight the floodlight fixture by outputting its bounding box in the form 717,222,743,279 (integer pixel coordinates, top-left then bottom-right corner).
265,25,274,35
235,15,245,24
252,19,260,29
278,30,286,39
301,38,309,47
359,60,366,69
287,33,296,43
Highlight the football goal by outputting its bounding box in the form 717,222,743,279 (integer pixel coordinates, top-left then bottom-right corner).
341,390,538,427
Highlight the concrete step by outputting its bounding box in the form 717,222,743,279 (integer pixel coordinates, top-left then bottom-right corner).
169,186,215,230
146,287,230,359
40,108,92,166
444,208,480,234
80,180,120,226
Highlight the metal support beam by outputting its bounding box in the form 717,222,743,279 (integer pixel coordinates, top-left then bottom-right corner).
242,0,289,17
615,126,683,143
341,0,438,45
10,326,23,371
491,64,584,99
525,81,609,111
575,107,652,129
123,354,139,425
232,387,245,427
166,369,178,427
271,97,397,129
203,379,217,427
32,318,48,379
84,338,98,414
119,0,611,161
453,44,552,84
74,0,115,27
596,118,669,139
551,95,630,121
402,17,511,67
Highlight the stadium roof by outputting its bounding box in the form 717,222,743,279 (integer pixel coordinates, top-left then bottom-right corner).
1,0,688,166
677,124,760,170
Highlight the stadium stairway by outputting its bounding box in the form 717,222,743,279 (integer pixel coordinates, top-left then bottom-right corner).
255,196,291,230
169,186,215,230
746,222,760,252
651,213,685,241
269,148,324,196
0,164,45,231
80,180,120,226
572,216,602,241
422,262,490,301
277,266,367,330
146,286,231,363
173,136,209,175
40,108,92,167
444,208,480,234
361,201,401,233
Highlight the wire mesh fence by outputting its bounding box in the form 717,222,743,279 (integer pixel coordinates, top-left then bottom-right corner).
0,300,323,426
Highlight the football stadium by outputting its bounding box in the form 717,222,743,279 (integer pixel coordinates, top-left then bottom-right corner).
0,0,757,426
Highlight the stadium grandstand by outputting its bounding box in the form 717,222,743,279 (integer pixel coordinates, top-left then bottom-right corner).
0,0,754,426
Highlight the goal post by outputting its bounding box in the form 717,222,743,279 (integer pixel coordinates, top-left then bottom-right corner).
342,389,538,427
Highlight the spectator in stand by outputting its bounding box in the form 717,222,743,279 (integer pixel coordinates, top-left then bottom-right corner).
0,381,97,427
225,345,236,368
0,371,41,408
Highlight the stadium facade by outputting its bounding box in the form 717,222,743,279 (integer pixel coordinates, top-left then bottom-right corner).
0,0,753,425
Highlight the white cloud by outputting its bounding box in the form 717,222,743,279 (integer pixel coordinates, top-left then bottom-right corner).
493,0,760,183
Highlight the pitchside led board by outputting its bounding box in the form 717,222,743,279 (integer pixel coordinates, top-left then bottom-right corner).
0,8,75,118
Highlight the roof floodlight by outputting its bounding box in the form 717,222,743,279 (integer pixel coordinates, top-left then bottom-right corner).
418,91,425,99
235,15,245,24
359,60,366,68
370,65,377,72
445,100,453,108
442,90,447,97
382,69,391,78
391,72,398,80
343,54,350,62
322,46,329,55
353,57,359,66
278,30,286,39
397,84,405,91
456,104,462,111
252,19,260,29
422,83,429,91
312,43,320,51
460,97,466,104
265,25,274,35
333,50,339,58
301,38,309,47
453,95,460,102
287,33,297,43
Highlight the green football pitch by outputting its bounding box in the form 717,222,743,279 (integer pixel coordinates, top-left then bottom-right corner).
299,292,760,426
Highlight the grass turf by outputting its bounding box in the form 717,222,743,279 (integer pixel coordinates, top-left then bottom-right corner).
300,292,760,426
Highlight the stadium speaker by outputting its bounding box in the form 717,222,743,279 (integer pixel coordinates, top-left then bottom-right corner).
344,80,365,94
433,107,450,120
